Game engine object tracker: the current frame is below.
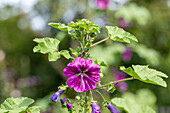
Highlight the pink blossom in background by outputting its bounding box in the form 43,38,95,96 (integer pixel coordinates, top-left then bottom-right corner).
122,46,132,62
114,71,128,92
118,17,132,29
96,0,110,10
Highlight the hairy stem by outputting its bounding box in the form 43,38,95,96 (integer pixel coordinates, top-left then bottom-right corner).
90,91,93,101
95,90,106,101
96,77,134,89
90,37,110,47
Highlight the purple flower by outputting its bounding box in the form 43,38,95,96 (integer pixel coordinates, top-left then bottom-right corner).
122,46,132,62
118,17,132,29
63,57,100,92
82,52,86,55
107,104,119,113
114,71,128,92
60,98,67,104
91,102,101,113
49,90,63,103
96,0,110,10
66,102,72,109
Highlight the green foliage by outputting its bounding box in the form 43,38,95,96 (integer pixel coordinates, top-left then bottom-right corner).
33,37,70,61
130,43,160,66
106,84,116,93
68,19,100,33
60,50,71,59
105,26,138,43
111,89,156,113
0,97,40,113
93,59,108,68
48,23,71,32
49,19,100,50
112,98,155,113
120,65,168,87
115,3,151,25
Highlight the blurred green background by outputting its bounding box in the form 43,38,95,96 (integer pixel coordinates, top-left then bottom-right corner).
0,0,170,112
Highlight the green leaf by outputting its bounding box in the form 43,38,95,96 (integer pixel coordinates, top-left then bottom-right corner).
0,97,39,113
28,106,40,113
33,38,61,61
48,52,61,61
0,97,18,110
69,48,78,57
48,23,71,32
68,19,100,34
120,65,168,87
112,97,137,113
60,50,71,59
104,26,138,43
111,97,156,113
107,84,116,93
139,105,156,113
13,97,34,107
93,59,108,68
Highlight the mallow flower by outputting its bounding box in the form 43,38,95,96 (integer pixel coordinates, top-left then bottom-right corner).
118,17,132,29
107,104,119,113
114,71,128,92
63,57,100,92
91,102,101,113
96,0,110,10
49,90,63,103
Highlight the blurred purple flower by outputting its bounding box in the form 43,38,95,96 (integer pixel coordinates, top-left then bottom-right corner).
96,0,110,10
63,57,100,92
119,82,128,92
82,52,86,55
60,98,67,104
91,102,101,113
66,102,72,109
49,90,63,103
107,104,119,113
118,17,132,29
122,46,132,62
114,71,128,92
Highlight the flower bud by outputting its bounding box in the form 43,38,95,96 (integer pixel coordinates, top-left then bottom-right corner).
107,104,119,113
75,95,81,102
49,90,63,103
66,102,72,109
60,98,67,104
91,102,101,113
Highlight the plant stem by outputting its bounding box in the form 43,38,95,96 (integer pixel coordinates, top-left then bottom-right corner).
90,91,93,101
90,37,110,47
70,56,75,59
96,77,134,89
95,90,106,101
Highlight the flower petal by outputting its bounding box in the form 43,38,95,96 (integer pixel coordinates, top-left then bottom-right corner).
66,75,97,92
83,76,97,91
67,75,85,92
86,72,100,82
63,63,79,77
73,57,92,71
86,64,100,73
